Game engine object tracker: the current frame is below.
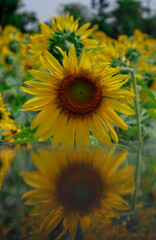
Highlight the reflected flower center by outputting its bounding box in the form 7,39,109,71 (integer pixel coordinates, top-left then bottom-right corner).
56,163,103,214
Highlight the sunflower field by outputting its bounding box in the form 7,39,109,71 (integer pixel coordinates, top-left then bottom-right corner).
0,10,156,240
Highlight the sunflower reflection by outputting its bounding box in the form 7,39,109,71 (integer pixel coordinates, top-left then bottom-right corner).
21,147,135,240
0,147,16,189
87,208,156,240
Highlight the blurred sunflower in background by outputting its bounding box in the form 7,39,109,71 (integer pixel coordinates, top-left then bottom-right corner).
0,93,20,141
21,147,135,240
22,44,135,148
0,25,22,71
29,14,98,63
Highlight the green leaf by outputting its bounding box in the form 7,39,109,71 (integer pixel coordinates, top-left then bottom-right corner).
137,55,149,62
6,135,39,144
0,83,11,91
148,127,156,138
0,191,9,198
85,46,106,53
11,127,37,139
144,99,156,109
142,87,156,101
5,127,39,144
146,109,156,119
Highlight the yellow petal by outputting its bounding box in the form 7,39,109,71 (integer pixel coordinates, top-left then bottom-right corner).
29,70,59,84
52,114,68,148
34,108,60,139
103,105,128,130
68,216,78,240
92,114,111,146
98,110,119,143
45,50,63,75
105,99,135,115
20,171,50,188
76,23,90,35
40,209,63,235
68,44,78,72
40,22,52,38
39,55,61,79
61,118,76,149
22,96,54,108
75,118,90,149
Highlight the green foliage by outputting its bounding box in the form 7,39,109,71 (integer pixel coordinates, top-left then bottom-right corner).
142,16,156,38
142,87,156,102
91,16,114,36
90,0,156,38
91,0,109,17
9,40,21,53
48,30,84,63
5,54,15,65
0,0,38,32
125,48,141,64
7,127,39,144
111,0,149,37
90,0,113,36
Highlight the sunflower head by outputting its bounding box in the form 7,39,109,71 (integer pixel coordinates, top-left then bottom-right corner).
22,44,135,148
58,72,103,118
9,39,21,53
110,56,128,69
21,147,135,239
48,27,84,63
29,14,98,62
55,159,104,215
125,48,140,64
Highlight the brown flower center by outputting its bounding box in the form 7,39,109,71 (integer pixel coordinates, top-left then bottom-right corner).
25,63,33,70
56,162,103,215
57,74,102,117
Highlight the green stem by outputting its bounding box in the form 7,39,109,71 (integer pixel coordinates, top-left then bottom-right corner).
131,70,142,143
131,68,142,212
131,143,141,211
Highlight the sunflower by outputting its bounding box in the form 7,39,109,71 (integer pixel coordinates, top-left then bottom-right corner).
0,147,16,189
20,42,34,72
21,147,135,240
29,14,98,62
94,31,115,45
0,93,20,142
117,30,155,65
0,93,15,129
0,25,22,69
22,44,135,148
90,31,127,68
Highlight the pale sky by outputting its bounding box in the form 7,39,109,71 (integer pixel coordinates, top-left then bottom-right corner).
21,0,93,22
21,0,156,23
